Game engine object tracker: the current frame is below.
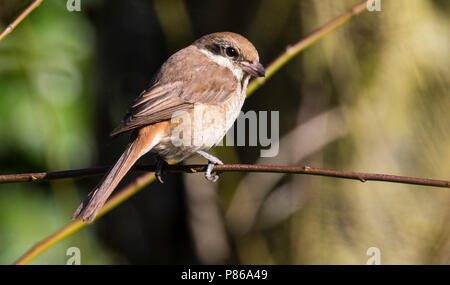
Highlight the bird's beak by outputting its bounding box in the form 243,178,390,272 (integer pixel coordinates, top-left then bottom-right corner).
240,60,266,77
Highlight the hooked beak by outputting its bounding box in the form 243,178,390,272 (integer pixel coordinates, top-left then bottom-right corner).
240,60,266,77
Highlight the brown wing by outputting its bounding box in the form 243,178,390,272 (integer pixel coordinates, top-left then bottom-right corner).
110,48,238,136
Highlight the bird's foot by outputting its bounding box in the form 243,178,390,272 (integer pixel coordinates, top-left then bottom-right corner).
155,159,168,183
196,150,223,182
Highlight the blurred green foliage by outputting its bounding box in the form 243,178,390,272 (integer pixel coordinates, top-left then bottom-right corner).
0,0,116,264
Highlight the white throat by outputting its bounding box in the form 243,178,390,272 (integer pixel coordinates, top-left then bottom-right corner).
197,47,244,82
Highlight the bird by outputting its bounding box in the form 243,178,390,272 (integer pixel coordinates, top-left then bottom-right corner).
72,32,265,223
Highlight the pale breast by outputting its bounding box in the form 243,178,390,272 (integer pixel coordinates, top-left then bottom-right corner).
150,80,248,162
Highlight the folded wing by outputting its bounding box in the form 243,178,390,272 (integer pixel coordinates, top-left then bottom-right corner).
110,61,237,137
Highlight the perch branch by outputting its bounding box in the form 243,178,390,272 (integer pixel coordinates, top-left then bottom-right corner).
1,164,449,188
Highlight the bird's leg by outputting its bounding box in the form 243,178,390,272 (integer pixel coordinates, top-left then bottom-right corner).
155,158,168,183
196,150,223,182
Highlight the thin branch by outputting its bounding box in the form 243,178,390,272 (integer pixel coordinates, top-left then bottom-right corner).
246,0,368,96
2,164,449,188
12,0,370,264
0,0,43,42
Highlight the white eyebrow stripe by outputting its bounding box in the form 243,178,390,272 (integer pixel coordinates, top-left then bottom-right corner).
197,47,243,82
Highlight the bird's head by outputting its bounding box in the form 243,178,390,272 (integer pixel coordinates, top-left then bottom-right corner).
194,32,265,79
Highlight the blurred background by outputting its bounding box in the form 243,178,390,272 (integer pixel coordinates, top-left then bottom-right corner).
0,0,449,264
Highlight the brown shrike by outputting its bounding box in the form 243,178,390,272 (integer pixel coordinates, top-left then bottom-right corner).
72,32,265,222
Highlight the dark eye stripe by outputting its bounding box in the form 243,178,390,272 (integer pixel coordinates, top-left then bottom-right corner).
206,43,221,55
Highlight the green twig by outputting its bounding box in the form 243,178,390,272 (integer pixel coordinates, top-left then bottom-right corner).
246,0,368,96
13,172,155,265
0,0,43,42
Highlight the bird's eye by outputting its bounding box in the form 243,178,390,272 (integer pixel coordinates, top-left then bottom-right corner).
225,47,239,58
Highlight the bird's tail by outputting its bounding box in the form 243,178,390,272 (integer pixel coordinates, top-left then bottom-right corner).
72,123,166,223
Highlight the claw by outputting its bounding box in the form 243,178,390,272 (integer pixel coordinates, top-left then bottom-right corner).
196,150,223,182
205,163,220,182
155,159,167,183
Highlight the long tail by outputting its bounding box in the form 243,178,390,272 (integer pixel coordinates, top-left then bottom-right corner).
72,123,166,223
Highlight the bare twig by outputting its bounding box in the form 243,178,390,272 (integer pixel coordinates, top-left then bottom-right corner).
1,164,449,188
0,0,43,42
